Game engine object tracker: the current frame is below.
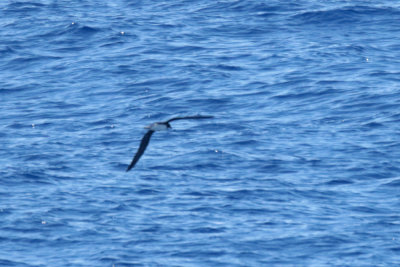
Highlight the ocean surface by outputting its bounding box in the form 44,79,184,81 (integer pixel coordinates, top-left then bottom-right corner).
1,1,400,266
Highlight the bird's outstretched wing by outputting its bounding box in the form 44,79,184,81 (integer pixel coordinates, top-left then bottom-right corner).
126,130,154,171
166,115,214,123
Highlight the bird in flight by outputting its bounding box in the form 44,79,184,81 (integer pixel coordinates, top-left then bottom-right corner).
126,115,214,171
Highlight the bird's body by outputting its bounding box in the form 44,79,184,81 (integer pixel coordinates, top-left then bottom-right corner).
126,115,213,171
145,122,171,131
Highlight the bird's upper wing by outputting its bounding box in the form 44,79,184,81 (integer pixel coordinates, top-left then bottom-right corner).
166,115,214,123
126,130,154,172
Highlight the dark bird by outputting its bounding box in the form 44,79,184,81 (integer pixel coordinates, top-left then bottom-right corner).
126,115,214,171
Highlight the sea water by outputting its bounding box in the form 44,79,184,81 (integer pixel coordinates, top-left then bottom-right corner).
1,1,400,266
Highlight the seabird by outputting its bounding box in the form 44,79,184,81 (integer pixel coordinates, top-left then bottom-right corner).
126,115,214,171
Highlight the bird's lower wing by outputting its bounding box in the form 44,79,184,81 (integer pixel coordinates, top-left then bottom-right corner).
126,130,154,171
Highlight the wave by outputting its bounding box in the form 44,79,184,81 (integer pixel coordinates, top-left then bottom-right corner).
293,5,400,25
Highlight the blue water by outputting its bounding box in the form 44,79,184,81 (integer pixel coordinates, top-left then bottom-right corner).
1,1,400,266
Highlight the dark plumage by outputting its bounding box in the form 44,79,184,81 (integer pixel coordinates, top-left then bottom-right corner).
126,115,213,171
126,130,154,171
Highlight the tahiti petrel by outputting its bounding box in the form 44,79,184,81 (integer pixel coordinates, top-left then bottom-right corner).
126,115,214,171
